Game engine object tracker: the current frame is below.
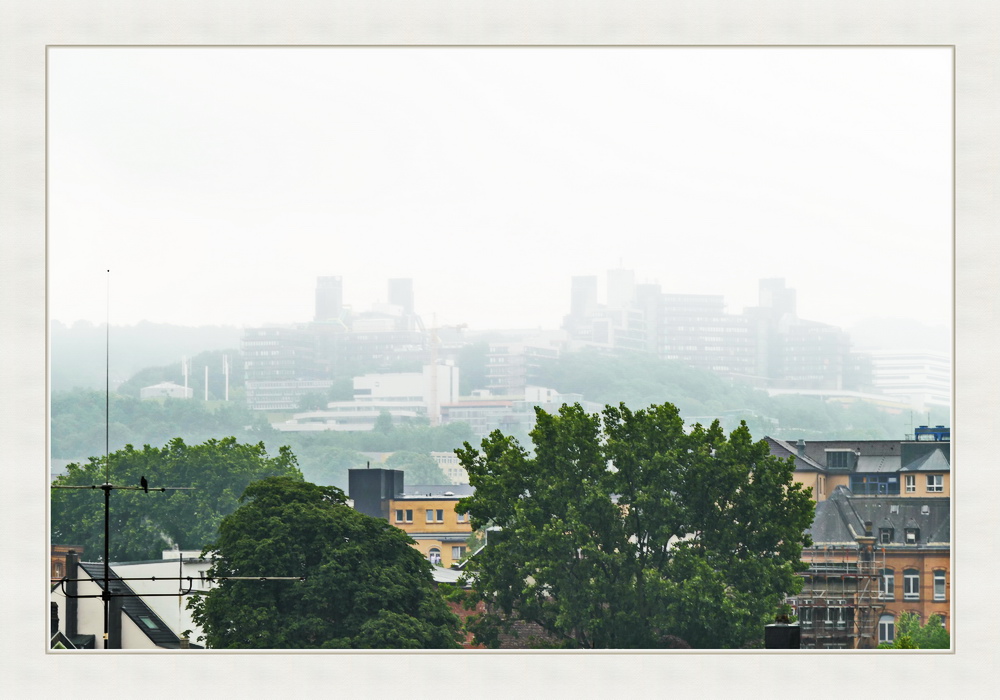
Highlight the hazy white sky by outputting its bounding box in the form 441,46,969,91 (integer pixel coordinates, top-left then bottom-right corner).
48,47,952,332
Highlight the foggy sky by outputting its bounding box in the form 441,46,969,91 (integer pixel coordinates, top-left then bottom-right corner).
48,47,952,334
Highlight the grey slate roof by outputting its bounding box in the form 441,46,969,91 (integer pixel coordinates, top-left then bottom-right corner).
854,455,902,473
78,561,198,649
764,437,825,472
901,447,951,472
807,486,950,548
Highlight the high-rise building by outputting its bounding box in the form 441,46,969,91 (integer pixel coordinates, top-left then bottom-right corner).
315,276,343,322
570,275,598,319
606,268,635,310
387,278,414,315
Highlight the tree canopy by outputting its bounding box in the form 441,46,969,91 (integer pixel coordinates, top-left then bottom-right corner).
189,476,461,649
455,402,815,649
51,437,301,562
880,612,950,649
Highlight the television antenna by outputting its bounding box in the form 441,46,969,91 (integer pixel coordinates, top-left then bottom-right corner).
51,271,300,650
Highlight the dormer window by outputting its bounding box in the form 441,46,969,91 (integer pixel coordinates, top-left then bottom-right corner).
926,475,943,493
879,528,894,544
826,450,859,470
905,528,919,544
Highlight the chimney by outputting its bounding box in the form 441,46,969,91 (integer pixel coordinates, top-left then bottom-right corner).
795,439,806,458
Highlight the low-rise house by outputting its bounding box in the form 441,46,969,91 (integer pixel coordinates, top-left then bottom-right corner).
349,468,474,568
50,549,203,649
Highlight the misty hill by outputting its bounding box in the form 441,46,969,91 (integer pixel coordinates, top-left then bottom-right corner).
50,320,243,392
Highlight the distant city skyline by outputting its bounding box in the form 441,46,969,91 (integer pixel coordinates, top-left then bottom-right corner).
49,47,952,338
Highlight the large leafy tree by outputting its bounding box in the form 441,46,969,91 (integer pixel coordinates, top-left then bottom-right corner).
189,476,461,649
51,437,301,562
455,402,815,649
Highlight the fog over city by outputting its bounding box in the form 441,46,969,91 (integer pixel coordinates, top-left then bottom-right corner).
49,47,951,342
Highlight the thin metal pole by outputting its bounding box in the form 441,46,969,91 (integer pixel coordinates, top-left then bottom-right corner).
103,484,111,648
104,270,111,648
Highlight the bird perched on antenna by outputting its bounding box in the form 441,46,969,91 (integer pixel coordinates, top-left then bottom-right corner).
140,476,149,494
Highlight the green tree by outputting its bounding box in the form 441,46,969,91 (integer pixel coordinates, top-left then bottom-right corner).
51,437,301,561
374,410,394,433
880,612,950,649
385,450,450,484
188,476,461,649
455,402,815,649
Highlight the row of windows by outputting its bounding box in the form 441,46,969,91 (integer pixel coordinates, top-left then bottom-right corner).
878,527,922,545
878,569,947,602
849,474,945,496
394,509,467,524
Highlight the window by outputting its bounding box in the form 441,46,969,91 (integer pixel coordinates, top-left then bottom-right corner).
850,474,900,495
880,569,895,600
934,570,946,601
905,475,916,493
927,474,943,492
426,509,434,523
905,528,919,544
904,569,920,600
452,546,466,560
405,509,412,523
826,450,858,470
456,512,466,524
394,510,404,523
427,548,441,565
879,614,895,645
798,606,813,627
879,528,893,544
436,509,444,522
826,604,850,629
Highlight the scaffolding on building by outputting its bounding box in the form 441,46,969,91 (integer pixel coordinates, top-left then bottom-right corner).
788,530,885,649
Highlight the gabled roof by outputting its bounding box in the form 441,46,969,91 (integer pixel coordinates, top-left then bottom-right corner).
901,447,951,472
764,437,825,473
78,562,198,649
806,487,950,548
